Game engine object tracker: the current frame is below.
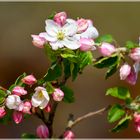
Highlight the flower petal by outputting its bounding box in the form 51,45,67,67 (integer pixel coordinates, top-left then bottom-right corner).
45,19,60,36
80,26,99,39
63,37,80,50
50,41,64,50
44,33,57,42
39,99,49,109
42,90,50,101
63,22,77,36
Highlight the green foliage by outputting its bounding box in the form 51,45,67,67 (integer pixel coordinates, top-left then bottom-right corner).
94,54,119,69
78,51,93,70
15,72,27,86
21,133,37,138
61,85,75,103
0,89,7,105
95,34,114,43
47,11,56,19
125,41,139,49
9,73,27,91
106,87,131,100
108,104,125,123
44,44,58,62
111,115,132,132
39,62,62,84
46,82,55,94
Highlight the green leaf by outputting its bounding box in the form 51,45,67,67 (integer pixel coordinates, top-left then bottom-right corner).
61,85,75,103
94,54,119,69
106,87,131,100
42,62,62,82
44,44,57,62
63,59,71,78
15,72,27,86
48,11,56,19
105,56,120,79
78,51,93,70
21,133,37,138
105,64,118,79
125,41,139,49
46,82,55,94
72,63,80,81
61,49,78,63
111,115,132,132
96,34,114,43
108,104,125,123
0,90,7,105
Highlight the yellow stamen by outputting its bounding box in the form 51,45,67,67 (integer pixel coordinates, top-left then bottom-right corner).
38,91,43,99
57,31,65,40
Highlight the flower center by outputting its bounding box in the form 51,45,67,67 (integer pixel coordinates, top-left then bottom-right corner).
57,31,65,40
38,91,44,99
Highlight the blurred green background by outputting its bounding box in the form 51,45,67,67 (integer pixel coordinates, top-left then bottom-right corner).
0,2,140,138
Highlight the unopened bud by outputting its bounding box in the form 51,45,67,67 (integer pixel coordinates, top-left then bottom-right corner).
36,125,49,138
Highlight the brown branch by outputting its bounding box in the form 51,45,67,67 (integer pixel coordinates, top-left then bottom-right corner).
67,105,111,129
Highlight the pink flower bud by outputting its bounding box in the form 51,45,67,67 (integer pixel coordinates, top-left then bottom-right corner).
77,18,88,33
134,113,140,133
126,68,137,85
52,88,64,102
22,101,32,114
129,48,140,62
31,33,47,48
44,104,51,113
99,42,116,56
13,111,23,124
63,130,75,139
22,75,37,85
12,86,27,96
0,107,6,118
79,38,96,51
36,125,49,138
119,64,131,80
54,12,67,26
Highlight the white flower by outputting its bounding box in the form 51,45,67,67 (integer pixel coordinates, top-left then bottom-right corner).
44,19,80,50
6,95,22,110
74,20,99,40
31,87,50,109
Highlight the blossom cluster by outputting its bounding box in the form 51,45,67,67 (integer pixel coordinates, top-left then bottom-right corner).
0,11,140,139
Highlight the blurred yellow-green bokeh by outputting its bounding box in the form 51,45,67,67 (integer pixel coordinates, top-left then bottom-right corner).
0,2,140,138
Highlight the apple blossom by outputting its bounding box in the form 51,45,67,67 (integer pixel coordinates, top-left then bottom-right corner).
126,68,137,85
134,113,140,133
44,104,51,113
77,18,88,33
6,95,22,110
31,87,50,109
74,19,99,39
52,88,64,102
0,107,6,118
13,111,23,124
36,125,49,138
54,11,67,26
22,75,37,85
22,101,32,114
79,38,96,51
31,32,47,48
44,19,80,50
63,130,75,139
12,86,27,96
119,64,131,80
99,42,116,57
129,47,140,62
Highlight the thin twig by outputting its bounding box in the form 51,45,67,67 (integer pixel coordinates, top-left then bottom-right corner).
67,105,111,129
